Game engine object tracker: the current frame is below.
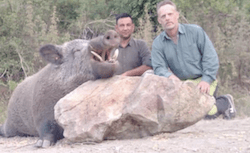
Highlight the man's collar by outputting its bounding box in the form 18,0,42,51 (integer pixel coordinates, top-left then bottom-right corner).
119,37,134,48
178,24,185,34
162,24,185,40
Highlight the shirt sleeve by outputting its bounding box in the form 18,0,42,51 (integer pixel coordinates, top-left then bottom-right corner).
197,27,219,84
151,38,172,78
138,40,152,67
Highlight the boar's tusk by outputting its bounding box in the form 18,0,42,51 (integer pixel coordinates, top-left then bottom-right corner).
91,51,103,62
112,49,119,60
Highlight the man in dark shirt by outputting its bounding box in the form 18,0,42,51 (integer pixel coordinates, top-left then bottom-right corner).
115,13,152,76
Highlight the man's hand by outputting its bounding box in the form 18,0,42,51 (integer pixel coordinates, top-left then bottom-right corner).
121,65,152,76
121,72,129,76
197,81,210,94
169,74,180,81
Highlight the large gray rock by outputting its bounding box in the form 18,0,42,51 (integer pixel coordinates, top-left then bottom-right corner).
54,74,215,143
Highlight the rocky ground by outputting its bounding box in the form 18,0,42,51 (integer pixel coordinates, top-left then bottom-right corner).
0,117,249,153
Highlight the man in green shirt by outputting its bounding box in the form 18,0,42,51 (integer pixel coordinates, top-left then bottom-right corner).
151,0,236,119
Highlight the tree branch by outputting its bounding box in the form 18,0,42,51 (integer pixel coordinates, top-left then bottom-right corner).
10,41,28,78
0,69,7,78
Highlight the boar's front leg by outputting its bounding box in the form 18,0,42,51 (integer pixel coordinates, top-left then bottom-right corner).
35,120,64,148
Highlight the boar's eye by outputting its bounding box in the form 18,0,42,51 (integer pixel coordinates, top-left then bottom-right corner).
106,36,110,40
73,49,81,53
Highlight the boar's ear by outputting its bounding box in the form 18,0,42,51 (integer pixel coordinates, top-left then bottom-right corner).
39,44,63,65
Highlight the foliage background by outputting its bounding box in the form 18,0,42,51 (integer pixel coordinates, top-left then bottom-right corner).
0,0,250,122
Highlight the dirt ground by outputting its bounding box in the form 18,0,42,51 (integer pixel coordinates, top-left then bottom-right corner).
0,117,249,153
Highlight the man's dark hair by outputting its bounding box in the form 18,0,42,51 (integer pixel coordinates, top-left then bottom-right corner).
116,13,133,24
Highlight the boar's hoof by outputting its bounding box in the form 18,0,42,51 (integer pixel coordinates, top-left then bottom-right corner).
35,139,53,148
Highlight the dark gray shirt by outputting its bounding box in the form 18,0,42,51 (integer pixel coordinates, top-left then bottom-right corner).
115,38,152,75
151,24,219,84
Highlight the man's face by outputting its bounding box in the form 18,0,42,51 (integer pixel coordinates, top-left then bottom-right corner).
157,4,179,31
115,17,134,40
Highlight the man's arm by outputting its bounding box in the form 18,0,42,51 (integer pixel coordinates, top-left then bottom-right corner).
197,27,219,84
151,37,172,78
121,65,152,76
195,27,219,94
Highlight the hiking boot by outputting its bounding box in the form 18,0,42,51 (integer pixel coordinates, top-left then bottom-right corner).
223,94,236,119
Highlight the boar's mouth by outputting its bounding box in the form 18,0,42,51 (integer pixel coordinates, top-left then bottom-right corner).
91,49,119,63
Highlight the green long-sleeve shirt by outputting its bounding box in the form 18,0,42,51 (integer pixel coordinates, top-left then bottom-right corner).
151,24,219,84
